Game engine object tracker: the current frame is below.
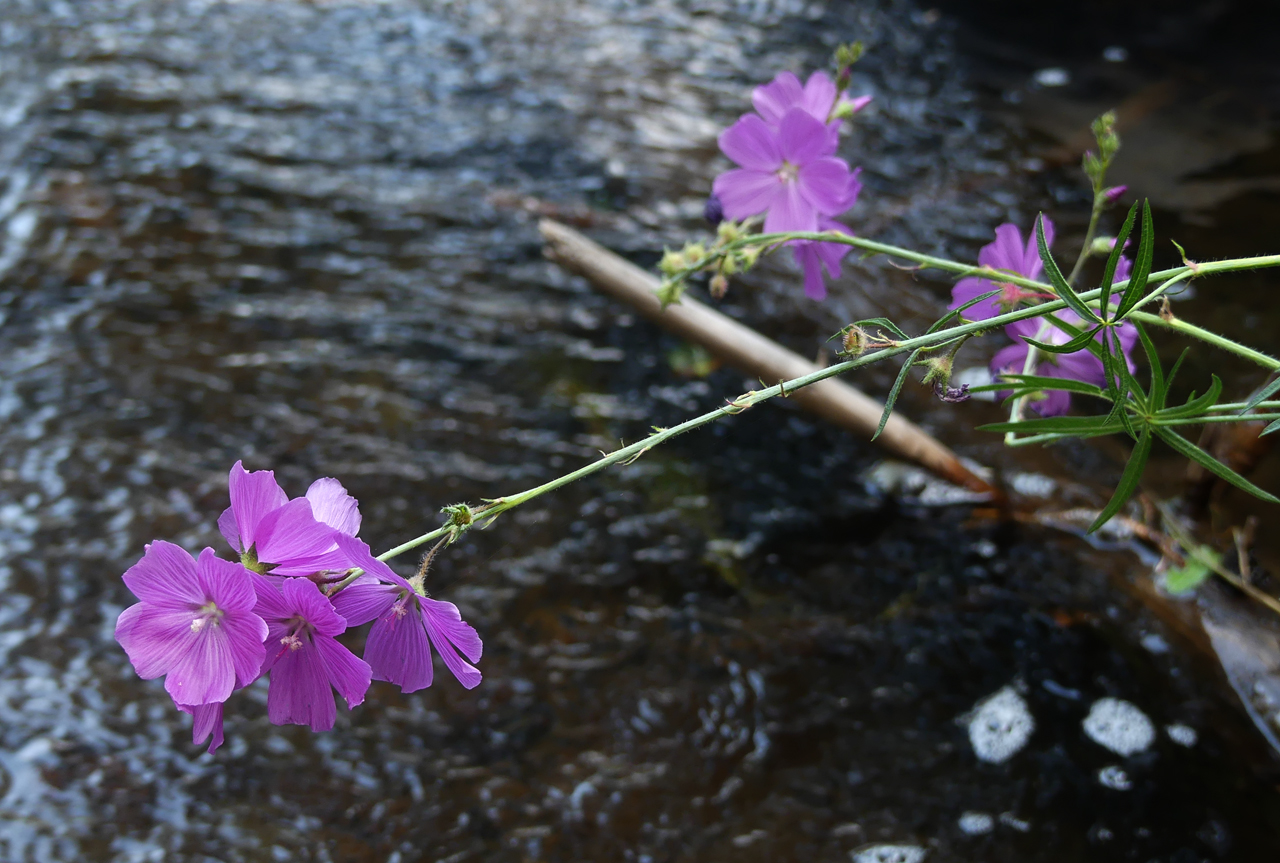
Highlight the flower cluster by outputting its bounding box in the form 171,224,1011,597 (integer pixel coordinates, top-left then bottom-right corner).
950,217,1137,416
115,462,482,752
711,71,869,300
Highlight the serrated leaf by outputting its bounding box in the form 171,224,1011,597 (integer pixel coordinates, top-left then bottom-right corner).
1164,551,1214,594
1116,200,1154,319
1243,377,1280,414
1036,214,1099,323
1154,426,1280,503
854,317,909,341
872,348,923,441
1099,202,1139,321
978,415,1124,436
1024,326,1103,355
1088,428,1151,532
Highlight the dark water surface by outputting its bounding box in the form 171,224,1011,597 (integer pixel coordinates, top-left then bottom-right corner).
0,1,1278,860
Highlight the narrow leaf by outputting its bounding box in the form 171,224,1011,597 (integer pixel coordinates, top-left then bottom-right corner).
978,415,1124,436
1116,199,1155,318
929,288,1002,333
1099,202,1139,320
1036,214,1099,323
1243,377,1280,414
873,348,923,441
1263,418,1280,436
1159,375,1223,419
855,317,909,341
1154,427,1280,503
1088,428,1152,532
985,375,1106,396
1133,321,1166,409
1024,326,1103,355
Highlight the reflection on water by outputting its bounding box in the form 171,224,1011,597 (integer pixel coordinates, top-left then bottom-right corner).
0,0,1277,860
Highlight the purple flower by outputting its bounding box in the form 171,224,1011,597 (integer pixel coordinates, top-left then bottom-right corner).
253,575,372,731
178,702,226,754
792,212,859,300
331,535,482,693
217,461,362,577
950,217,1056,321
712,108,861,235
751,71,870,149
115,542,267,707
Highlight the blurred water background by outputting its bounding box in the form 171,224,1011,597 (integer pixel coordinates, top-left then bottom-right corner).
0,0,1278,860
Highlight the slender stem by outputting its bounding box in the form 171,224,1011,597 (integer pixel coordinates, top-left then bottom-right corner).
1066,193,1105,287
374,244,1280,564
1129,311,1280,370
1152,413,1280,426
1205,401,1280,412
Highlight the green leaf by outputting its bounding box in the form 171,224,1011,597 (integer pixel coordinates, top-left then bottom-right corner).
1262,418,1280,436
1133,321,1167,409
1158,375,1223,419
1164,550,1215,594
873,348,923,441
1154,426,1280,503
854,317,909,341
1088,428,1151,532
1036,214,1099,323
1243,377,1280,414
929,288,1001,333
1099,203,1139,321
978,414,1124,437
1023,326,1103,355
1116,200,1154,319
984,375,1106,396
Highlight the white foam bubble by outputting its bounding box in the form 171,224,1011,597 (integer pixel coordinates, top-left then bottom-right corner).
1082,698,1154,756
851,845,927,863
1098,765,1132,790
958,811,994,835
1166,724,1198,747
967,687,1035,763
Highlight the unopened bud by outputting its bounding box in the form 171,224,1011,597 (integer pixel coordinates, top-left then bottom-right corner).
709,274,729,299
704,195,724,227
839,325,868,356
1102,184,1127,204
716,219,743,245
831,94,873,120
834,41,865,70
656,278,686,308
921,355,953,386
1090,235,1116,256
659,248,685,277
1092,110,1119,161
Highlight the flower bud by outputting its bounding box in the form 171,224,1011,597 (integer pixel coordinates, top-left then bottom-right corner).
839,325,868,356
709,274,729,299
1102,184,1127,204
921,355,953,386
658,248,686,277
1089,236,1116,257
704,195,724,227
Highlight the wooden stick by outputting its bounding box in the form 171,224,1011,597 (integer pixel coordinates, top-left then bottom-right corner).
539,219,995,495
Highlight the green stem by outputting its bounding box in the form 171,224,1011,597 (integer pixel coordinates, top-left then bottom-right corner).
1152,413,1280,426
1066,193,1105,287
374,244,1280,564
1129,310,1280,370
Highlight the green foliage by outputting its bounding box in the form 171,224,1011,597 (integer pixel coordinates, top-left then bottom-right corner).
1164,550,1216,594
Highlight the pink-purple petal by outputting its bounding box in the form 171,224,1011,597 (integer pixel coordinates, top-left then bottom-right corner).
280,577,347,639
712,169,780,220
227,461,288,552
365,601,435,692
217,507,241,554
331,576,401,628
162,622,237,706
178,702,226,754
252,497,339,571
115,603,196,680
763,182,817,234
421,597,483,689
750,71,804,125
194,549,256,613
775,107,831,165
796,156,856,214
121,540,204,609
718,113,781,171
333,533,414,592
313,633,372,709
305,478,362,537
266,639,336,731
799,72,837,121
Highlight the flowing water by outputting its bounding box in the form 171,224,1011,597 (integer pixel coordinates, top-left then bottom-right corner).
0,0,1277,860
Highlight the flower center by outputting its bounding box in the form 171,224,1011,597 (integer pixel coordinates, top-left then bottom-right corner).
190,600,223,633
775,161,799,184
